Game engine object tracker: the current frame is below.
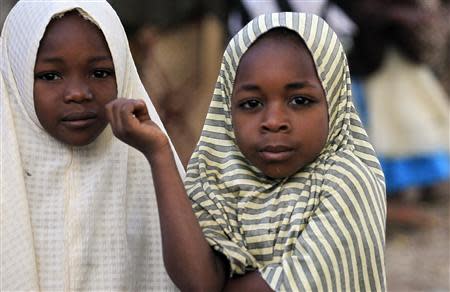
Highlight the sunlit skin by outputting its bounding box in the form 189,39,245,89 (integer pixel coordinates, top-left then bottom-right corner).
34,12,117,146
231,33,329,178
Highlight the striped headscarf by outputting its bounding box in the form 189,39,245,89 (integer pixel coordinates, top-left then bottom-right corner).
1,1,182,290
185,12,386,291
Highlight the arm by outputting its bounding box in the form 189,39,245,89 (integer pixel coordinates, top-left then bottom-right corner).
223,272,273,292
106,99,226,292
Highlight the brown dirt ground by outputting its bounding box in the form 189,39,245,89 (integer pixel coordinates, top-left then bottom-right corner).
386,191,450,292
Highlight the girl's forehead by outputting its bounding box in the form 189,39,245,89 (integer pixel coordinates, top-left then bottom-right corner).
50,8,99,29
45,11,101,38
233,27,323,84
234,32,323,90
240,32,313,64
38,12,110,57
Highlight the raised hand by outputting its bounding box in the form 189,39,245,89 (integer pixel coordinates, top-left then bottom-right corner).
108,98,228,291
106,98,170,158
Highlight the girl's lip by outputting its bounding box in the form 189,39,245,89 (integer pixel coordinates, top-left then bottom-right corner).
259,145,294,161
61,111,97,129
62,111,97,121
260,145,292,152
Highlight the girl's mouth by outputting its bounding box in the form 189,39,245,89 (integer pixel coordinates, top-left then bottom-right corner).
61,111,97,128
259,145,294,161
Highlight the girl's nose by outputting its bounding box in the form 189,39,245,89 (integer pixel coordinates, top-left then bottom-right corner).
261,103,290,132
63,78,93,103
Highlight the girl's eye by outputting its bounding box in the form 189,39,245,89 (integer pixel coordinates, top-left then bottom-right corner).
92,69,113,79
239,99,263,110
35,72,62,81
290,96,311,106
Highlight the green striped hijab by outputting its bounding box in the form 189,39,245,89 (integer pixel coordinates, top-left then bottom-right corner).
185,12,386,291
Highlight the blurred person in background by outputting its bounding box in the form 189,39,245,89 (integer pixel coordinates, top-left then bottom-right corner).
427,1,450,97
109,0,227,167
226,0,356,50
333,0,450,227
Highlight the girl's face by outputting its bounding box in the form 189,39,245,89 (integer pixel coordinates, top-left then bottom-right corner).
231,35,329,178
34,12,117,146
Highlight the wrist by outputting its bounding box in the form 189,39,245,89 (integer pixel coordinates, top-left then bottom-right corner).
144,142,174,166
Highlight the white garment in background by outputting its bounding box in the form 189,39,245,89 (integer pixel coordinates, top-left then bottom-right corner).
365,48,450,157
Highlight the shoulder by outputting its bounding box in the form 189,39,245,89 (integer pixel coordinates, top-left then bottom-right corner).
316,150,386,237
320,149,385,203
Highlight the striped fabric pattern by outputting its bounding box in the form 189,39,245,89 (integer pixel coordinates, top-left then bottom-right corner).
185,12,386,291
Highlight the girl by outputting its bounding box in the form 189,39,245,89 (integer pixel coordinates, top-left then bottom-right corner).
107,12,386,291
1,0,183,290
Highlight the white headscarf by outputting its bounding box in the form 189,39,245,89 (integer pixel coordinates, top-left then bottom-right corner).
1,1,183,290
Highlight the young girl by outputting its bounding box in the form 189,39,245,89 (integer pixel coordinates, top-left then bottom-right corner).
107,12,386,291
1,1,183,290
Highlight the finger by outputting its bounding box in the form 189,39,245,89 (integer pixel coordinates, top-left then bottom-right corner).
131,100,151,123
107,99,128,136
105,100,114,124
105,99,123,131
119,100,142,131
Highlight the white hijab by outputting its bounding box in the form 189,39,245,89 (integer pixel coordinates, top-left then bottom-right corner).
1,1,183,290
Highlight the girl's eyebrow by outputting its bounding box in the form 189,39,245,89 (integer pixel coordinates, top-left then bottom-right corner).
235,81,319,93
88,55,113,64
235,83,260,92
285,81,318,90
36,56,64,64
36,55,112,64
